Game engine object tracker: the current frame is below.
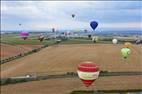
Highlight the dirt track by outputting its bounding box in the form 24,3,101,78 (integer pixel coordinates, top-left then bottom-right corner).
1,44,142,78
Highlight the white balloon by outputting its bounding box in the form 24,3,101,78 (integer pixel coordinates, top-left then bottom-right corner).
92,36,98,42
112,39,118,44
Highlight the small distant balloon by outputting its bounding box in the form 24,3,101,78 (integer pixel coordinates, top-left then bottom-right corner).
72,14,75,18
124,42,132,48
92,36,99,43
90,21,98,30
77,61,100,87
56,39,61,44
20,31,29,40
19,24,21,26
52,28,55,33
112,39,118,44
84,29,88,33
88,35,92,38
136,39,142,45
121,48,131,59
38,34,44,42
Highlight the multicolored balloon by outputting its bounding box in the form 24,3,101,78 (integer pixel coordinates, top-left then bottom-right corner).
90,21,98,30
121,48,131,59
38,34,44,42
77,61,100,87
20,31,29,40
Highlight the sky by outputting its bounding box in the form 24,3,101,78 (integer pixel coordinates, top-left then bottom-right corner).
1,1,142,32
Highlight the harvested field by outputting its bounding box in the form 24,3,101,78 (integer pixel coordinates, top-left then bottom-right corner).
1,44,142,78
1,44,142,94
0,44,43,59
1,76,142,94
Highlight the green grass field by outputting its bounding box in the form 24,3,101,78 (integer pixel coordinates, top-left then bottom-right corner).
1,34,56,45
1,33,136,45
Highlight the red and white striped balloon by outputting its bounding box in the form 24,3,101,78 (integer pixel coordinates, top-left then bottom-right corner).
77,61,100,87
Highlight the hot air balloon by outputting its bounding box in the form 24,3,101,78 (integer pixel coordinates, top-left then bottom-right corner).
20,31,29,40
56,39,61,44
84,29,88,33
77,61,100,87
112,39,118,44
90,21,98,30
121,48,131,59
38,34,44,42
92,36,99,43
72,14,75,18
136,39,142,45
124,42,132,48
88,35,92,38
52,28,55,33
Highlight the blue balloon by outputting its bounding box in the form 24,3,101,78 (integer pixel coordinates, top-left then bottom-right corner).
90,21,98,30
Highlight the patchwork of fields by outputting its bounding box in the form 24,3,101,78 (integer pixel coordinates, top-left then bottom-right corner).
1,41,142,94
1,44,141,78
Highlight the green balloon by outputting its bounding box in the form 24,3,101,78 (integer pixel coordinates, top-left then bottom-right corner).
121,48,131,59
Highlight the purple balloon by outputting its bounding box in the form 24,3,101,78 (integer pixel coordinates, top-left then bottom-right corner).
20,32,29,40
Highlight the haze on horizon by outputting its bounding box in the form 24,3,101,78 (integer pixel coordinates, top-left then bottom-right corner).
1,1,142,32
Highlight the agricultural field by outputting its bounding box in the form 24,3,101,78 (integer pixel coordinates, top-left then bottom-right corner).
1,44,142,94
0,33,57,59
1,33,56,45
1,34,142,94
0,44,43,59
1,44,141,78
1,76,142,94
1,1,142,94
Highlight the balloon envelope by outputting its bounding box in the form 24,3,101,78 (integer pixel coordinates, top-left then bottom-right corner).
38,35,44,42
52,28,55,33
90,21,98,30
84,29,88,33
77,61,100,87
72,14,75,18
136,39,142,44
112,39,118,44
20,32,29,40
92,36,99,43
124,42,132,48
121,48,131,59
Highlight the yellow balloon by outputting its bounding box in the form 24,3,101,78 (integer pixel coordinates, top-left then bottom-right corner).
124,42,132,48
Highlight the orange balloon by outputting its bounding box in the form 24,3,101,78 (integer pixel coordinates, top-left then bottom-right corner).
124,42,132,48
